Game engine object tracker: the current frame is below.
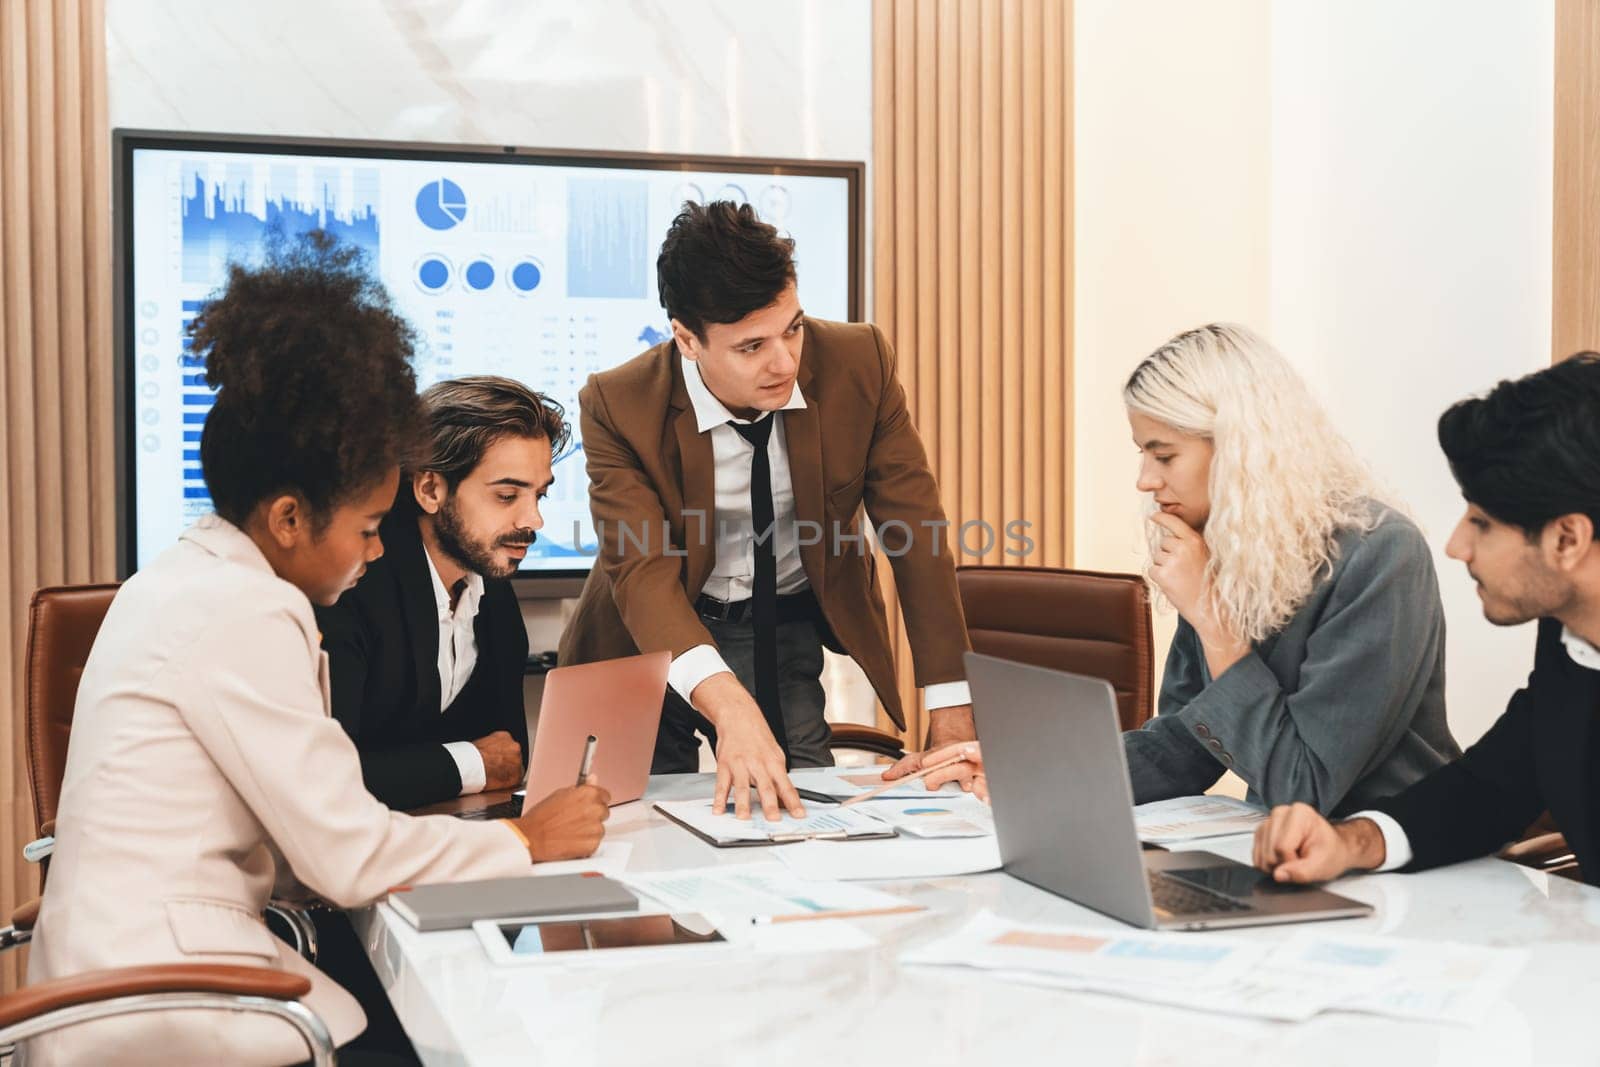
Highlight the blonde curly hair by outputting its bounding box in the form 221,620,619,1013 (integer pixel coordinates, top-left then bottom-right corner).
1123,323,1390,644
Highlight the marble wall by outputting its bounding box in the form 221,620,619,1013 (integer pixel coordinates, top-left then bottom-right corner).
108,0,871,161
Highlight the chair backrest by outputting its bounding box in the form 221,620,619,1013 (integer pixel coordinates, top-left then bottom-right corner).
956,566,1153,731
24,584,120,836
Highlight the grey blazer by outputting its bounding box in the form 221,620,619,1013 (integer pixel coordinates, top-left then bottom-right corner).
1124,504,1462,816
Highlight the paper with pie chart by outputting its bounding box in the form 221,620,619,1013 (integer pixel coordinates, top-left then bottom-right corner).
863,797,995,839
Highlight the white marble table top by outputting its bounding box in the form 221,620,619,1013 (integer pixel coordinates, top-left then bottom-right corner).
350,773,1600,1066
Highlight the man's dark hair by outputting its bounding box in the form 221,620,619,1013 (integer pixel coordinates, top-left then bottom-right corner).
398,376,569,513
656,200,795,339
191,230,423,531
1438,352,1600,537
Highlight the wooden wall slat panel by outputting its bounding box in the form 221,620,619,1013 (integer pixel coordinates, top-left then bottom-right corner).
1554,0,1600,359
872,0,1073,743
956,0,981,554
978,0,1001,568
0,0,112,992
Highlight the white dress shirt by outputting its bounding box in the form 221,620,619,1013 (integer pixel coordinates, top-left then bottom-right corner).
670,355,971,713
1352,625,1600,871
424,549,490,795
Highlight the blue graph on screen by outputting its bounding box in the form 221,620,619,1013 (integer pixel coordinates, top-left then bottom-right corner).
415,178,467,230
566,179,647,299
179,300,213,503
181,162,380,284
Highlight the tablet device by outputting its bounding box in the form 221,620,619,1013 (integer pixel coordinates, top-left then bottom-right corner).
473,911,731,967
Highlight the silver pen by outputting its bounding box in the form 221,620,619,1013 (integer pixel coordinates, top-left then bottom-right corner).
576,734,598,786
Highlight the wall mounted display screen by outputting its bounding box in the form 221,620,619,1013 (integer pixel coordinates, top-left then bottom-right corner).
115,130,861,583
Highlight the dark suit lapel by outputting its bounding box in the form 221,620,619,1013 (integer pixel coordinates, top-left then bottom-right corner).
670,358,716,598
785,352,826,601
387,515,443,717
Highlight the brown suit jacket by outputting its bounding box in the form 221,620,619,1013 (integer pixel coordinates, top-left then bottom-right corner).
558,317,969,729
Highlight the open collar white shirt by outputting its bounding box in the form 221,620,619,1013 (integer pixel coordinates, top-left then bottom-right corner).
424,548,490,794
667,354,971,715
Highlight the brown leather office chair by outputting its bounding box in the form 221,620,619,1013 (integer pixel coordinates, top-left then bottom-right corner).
825,565,1157,760
19,583,320,959
24,584,120,858
957,565,1155,732
827,723,906,760
1,584,334,1063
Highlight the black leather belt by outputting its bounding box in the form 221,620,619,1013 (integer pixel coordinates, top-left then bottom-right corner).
695,589,817,626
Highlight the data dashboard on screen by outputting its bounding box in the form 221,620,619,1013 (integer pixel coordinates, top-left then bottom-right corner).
116,131,860,580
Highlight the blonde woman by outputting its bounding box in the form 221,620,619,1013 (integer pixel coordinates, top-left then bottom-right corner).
888,323,1460,815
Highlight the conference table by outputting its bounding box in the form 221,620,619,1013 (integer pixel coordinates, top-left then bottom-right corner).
354,773,1600,1066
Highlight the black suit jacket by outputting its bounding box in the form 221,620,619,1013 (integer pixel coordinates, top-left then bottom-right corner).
1372,618,1598,883
314,512,529,810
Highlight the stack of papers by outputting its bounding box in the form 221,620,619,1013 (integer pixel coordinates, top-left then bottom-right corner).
904,910,1527,1024
1133,796,1268,844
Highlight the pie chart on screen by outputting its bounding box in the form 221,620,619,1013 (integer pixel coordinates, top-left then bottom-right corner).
415,179,467,230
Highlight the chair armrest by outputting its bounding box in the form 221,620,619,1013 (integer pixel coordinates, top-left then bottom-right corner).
265,902,320,963
25,820,57,864
11,897,39,932
826,724,906,760
0,897,41,950
1500,832,1576,871
0,964,311,1030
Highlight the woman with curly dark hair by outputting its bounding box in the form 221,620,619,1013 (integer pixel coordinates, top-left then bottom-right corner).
24,233,610,1067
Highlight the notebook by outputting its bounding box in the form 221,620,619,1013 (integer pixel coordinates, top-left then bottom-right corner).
653,799,899,848
387,873,639,932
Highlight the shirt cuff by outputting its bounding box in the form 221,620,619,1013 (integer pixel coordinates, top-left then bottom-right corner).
668,644,735,707
444,741,487,796
1348,809,1412,872
923,680,971,711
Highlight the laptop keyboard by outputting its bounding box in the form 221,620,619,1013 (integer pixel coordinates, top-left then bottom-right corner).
1147,871,1252,915
455,797,524,821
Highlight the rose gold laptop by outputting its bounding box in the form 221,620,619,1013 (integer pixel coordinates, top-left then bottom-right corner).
522,652,669,809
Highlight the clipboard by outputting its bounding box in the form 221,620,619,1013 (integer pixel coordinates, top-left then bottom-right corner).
652,801,900,848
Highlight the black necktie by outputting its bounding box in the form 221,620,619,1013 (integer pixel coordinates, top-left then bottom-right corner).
729,415,788,765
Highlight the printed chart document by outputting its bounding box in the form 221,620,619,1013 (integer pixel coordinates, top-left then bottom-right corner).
625,863,919,925
788,765,960,801
653,799,897,847
622,864,913,953
862,796,995,839
904,911,1527,1024
1133,796,1268,844
778,834,1002,881
1263,930,1529,1025
905,909,1266,993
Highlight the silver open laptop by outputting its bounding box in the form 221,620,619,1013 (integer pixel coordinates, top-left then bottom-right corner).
967,652,1372,931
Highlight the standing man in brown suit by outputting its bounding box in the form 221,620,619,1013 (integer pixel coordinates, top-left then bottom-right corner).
559,201,976,820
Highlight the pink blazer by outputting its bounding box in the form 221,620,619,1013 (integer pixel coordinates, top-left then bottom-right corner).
24,516,531,1065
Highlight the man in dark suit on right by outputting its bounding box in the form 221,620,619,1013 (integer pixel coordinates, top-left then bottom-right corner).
1253,353,1600,885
